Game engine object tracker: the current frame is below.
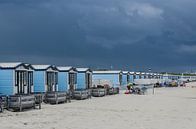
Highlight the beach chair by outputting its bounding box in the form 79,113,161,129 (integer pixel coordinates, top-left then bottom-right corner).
134,87,147,95
108,88,114,95
113,87,120,94
107,87,119,95
91,88,106,97
73,89,89,100
0,95,8,112
8,94,36,112
45,92,67,104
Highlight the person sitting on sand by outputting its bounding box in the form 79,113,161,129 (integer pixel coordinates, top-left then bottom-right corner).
127,83,133,93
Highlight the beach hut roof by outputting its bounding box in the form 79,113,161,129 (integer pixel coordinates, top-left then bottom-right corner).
57,66,77,72
24,63,34,71
57,66,72,71
32,65,54,70
136,72,141,75
93,70,122,74
77,68,91,72
0,62,24,69
141,72,146,75
122,71,129,74
129,72,135,74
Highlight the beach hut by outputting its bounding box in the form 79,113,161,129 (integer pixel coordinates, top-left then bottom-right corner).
129,72,135,83
146,73,150,79
57,66,77,92
122,71,129,87
163,74,180,81
135,72,141,79
141,72,146,79
32,65,58,93
149,73,154,79
92,70,122,88
0,62,34,95
157,74,161,79
76,68,92,89
153,73,157,79
159,74,163,79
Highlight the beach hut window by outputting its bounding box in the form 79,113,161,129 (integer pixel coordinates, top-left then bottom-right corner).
29,72,33,86
46,73,49,91
69,73,76,91
20,72,24,85
55,72,58,85
74,73,77,84
53,72,57,91
69,73,75,85
46,72,54,92
24,72,27,86
18,72,21,93
28,71,33,93
15,71,25,94
15,71,19,86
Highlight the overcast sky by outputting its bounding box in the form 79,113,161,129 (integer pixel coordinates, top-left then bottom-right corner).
0,0,196,72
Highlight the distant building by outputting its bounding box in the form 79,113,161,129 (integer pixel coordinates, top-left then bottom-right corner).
92,70,122,87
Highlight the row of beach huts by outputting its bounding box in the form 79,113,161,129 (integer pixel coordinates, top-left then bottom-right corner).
0,62,195,112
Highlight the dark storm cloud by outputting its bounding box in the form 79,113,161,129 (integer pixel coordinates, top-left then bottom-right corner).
0,0,196,72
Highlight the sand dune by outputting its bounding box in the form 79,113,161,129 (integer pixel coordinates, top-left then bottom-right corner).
1,83,196,129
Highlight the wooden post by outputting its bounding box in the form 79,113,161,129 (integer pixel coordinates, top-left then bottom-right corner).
55,93,58,104
19,95,22,112
153,85,155,95
39,95,41,109
33,96,36,109
7,96,10,111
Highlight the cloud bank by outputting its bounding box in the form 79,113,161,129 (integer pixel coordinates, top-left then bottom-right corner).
0,0,196,72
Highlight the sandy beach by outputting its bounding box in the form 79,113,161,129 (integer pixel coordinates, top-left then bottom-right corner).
1,83,196,129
